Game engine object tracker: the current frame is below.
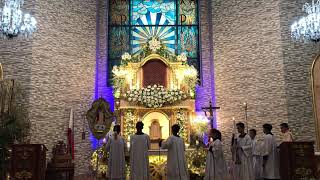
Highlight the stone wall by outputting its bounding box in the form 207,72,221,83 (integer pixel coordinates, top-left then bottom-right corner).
0,0,96,175
213,0,289,157
213,0,318,159
279,0,318,141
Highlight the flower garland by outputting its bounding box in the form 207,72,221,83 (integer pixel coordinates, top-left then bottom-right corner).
123,110,136,140
176,110,188,140
124,85,188,108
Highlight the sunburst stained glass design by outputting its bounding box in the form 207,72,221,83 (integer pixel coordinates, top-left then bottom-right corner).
109,0,129,25
109,27,130,59
178,26,198,58
131,0,175,25
131,11,176,54
178,0,197,25
108,0,200,84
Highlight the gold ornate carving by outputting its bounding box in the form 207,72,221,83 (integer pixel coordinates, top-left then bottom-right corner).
311,55,320,151
15,170,32,179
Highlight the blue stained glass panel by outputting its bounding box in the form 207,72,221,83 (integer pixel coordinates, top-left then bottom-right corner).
131,11,177,54
109,27,130,59
178,26,198,58
131,0,176,25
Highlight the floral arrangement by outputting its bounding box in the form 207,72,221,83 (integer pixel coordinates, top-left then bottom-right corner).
176,110,188,141
112,66,135,98
121,52,132,61
186,148,207,176
176,53,188,63
124,84,188,108
123,110,136,140
91,147,108,174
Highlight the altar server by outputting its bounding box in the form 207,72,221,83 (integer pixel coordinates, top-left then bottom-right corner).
249,129,263,180
106,125,127,180
204,128,228,180
232,122,255,180
262,124,280,180
160,124,189,180
130,121,151,180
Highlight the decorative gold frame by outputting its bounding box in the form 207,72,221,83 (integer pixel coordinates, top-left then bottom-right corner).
119,53,193,92
311,54,320,151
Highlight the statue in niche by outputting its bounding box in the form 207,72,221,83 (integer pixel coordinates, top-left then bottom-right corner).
149,120,162,140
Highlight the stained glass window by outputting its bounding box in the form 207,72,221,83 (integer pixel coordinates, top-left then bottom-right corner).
108,0,200,85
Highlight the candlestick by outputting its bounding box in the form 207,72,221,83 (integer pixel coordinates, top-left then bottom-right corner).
243,102,248,133
0,63,3,81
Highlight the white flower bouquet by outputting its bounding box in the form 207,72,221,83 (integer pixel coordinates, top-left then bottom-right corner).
124,84,189,108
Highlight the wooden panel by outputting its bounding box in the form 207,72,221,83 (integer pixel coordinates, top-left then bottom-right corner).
280,142,316,180
11,144,47,180
142,59,167,88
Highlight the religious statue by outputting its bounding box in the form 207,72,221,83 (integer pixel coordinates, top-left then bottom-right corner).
87,98,114,140
149,120,162,140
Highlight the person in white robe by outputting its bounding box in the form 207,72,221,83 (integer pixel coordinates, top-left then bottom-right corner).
231,122,255,180
262,124,280,180
249,129,263,180
205,128,228,180
106,125,127,180
130,121,151,180
160,124,189,180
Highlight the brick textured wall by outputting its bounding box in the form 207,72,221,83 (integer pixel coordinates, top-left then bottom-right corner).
0,0,96,175
213,0,288,159
213,0,318,160
279,0,318,141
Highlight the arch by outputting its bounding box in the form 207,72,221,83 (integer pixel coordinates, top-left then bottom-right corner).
311,55,320,151
139,54,172,67
141,111,170,140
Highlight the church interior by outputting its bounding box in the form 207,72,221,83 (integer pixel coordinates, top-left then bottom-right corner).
1,0,320,179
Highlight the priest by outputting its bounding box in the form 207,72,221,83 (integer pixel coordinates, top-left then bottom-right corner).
106,125,127,180
232,122,255,180
160,124,189,180
129,122,151,180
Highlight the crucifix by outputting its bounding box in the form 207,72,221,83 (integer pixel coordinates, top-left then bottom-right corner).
202,101,220,129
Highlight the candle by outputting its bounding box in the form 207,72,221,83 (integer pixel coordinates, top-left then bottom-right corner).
232,117,236,134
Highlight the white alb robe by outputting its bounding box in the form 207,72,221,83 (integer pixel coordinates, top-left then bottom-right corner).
130,134,151,180
106,134,127,180
234,134,255,180
204,139,228,180
262,134,280,179
252,139,263,180
161,135,189,180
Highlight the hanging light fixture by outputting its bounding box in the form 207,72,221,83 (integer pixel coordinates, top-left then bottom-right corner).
0,0,37,38
291,0,320,42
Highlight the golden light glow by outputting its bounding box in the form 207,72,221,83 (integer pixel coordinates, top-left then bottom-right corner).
142,111,170,139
